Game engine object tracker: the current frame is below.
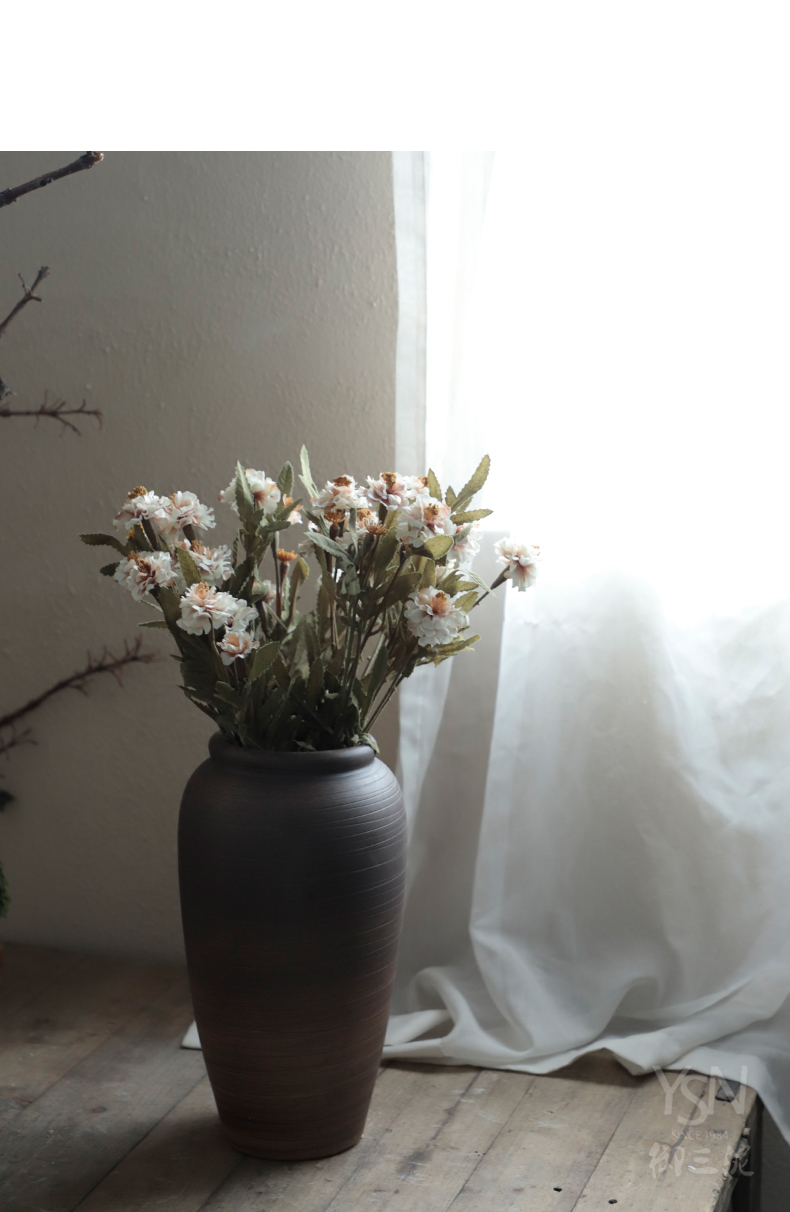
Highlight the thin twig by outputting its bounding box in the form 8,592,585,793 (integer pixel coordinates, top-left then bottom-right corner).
0,638,157,736
0,266,49,339
0,726,34,761
0,394,103,434
0,152,104,210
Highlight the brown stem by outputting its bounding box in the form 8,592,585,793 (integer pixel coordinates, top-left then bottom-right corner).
0,266,49,339
0,152,104,210
0,638,156,736
0,394,102,434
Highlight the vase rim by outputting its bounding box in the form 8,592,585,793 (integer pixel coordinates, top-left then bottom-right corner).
208,732,376,772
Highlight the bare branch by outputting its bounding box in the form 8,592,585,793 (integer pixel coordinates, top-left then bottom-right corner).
0,265,50,340
0,638,157,737
0,152,104,210
0,726,34,761
0,393,103,434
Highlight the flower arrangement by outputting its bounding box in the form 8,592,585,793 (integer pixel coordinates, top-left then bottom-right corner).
81,450,538,751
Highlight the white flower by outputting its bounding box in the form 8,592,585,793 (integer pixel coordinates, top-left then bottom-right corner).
219,469,281,516
218,629,260,665
113,489,172,535
114,552,177,602
453,523,481,567
366,472,411,511
176,584,244,635
495,539,540,591
404,587,469,648
403,474,432,500
178,540,233,585
254,579,276,605
228,602,258,632
312,475,367,514
159,491,215,540
396,497,457,549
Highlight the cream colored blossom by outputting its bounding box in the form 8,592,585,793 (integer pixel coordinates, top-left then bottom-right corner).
312,475,367,514
396,497,457,549
177,584,243,635
228,602,258,632
114,552,177,601
219,469,281,515
404,587,469,647
113,489,172,535
157,491,215,540
453,523,481,567
218,629,260,665
366,472,410,511
178,540,233,585
495,539,540,591
253,579,276,605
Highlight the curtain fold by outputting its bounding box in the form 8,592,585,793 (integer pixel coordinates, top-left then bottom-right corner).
386,149,790,1146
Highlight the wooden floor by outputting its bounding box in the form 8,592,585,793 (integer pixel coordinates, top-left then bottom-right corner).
0,944,759,1211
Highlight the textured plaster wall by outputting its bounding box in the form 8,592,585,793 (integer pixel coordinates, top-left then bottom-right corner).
0,151,398,962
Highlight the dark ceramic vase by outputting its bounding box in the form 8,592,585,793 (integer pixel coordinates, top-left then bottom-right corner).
178,733,407,1160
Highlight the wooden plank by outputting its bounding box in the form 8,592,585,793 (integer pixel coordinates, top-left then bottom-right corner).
320,1064,533,1211
74,1076,241,1212
201,1063,440,1212
571,1070,757,1210
448,1053,641,1211
0,972,205,1212
0,953,181,1127
0,943,83,1015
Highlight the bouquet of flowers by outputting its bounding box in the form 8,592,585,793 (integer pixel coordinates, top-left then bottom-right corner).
81,450,538,751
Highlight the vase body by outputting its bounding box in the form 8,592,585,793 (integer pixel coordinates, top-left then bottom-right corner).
178,734,407,1160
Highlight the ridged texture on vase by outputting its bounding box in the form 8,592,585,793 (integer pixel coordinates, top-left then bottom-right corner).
178,735,407,1160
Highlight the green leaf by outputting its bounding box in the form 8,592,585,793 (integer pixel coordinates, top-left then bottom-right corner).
454,590,478,614
158,586,183,628
387,570,422,606
306,531,350,563
421,534,454,560
214,681,244,710
450,507,494,524
429,633,480,660
250,640,280,682
419,558,436,589
453,455,491,510
299,444,318,499
445,485,457,507
139,619,169,629
80,532,128,555
277,461,294,498
99,562,119,577
234,460,256,525
427,469,442,501
176,547,202,587
305,657,324,709
372,529,400,579
363,641,389,709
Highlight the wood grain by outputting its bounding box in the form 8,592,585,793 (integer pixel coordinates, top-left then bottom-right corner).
0,946,761,1212
0,972,203,1212
0,952,178,1127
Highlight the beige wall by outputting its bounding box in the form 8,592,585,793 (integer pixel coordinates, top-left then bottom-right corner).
0,151,398,962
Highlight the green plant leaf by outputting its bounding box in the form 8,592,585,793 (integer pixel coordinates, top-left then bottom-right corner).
372,529,400,579
427,469,442,501
305,657,324,709
80,532,128,555
421,534,454,560
139,619,169,629
99,562,119,577
387,570,422,606
419,558,436,589
453,455,491,510
250,640,280,682
450,507,493,525
362,641,389,710
306,531,351,563
158,586,183,629
277,461,294,498
176,547,202,587
454,590,478,614
445,485,457,507
234,460,256,525
299,444,318,499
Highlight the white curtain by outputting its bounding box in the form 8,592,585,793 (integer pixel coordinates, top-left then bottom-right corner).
386,35,790,1143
